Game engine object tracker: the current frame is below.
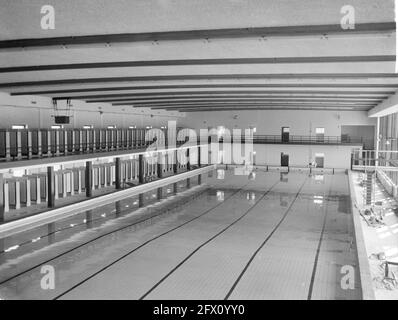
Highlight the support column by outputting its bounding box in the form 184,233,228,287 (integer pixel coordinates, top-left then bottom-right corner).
198,146,201,167
70,171,74,196
15,180,21,210
62,172,67,198
27,131,32,159
157,152,163,179
186,148,191,171
47,130,52,157
71,130,76,152
47,166,55,208
85,161,93,197
173,182,178,194
0,174,4,222
375,116,380,169
115,158,122,190
26,178,31,207
105,130,109,151
17,131,22,160
37,130,42,157
64,130,68,155
139,154,144,184
35,176,41,204
5,131,11,161
79,130,83,153
55,130,60,156
92,130,96,152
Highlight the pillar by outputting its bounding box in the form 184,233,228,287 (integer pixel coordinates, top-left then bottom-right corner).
157,153,163,179
36,176,41,204
85,161,93,197
47,166,55,208
47,130,52,157
0,174,4,222
17,131,22,160
37,130,42,157
64,130,68,155
139,154,144,184
27,131,32,159
186,148,191,171
198,146,201,167
5,131,11,160
115,158,122,190
55,130,60,156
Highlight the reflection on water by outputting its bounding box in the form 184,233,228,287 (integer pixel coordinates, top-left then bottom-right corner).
217,169,225,180
216,191,225,201
280,172,288,182
246,192,256,201
248,171,256,180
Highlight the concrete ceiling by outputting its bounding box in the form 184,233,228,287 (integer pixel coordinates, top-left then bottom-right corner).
0,0,396,112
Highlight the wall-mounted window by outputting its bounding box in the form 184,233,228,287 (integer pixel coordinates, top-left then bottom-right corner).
11,124,28,130
316,127,325,142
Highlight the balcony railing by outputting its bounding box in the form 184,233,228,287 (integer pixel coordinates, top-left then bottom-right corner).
214,135,366,146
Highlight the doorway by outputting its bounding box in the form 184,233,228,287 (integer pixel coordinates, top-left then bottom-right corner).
281,127,290,143
315,153,325,168
281,153,289,167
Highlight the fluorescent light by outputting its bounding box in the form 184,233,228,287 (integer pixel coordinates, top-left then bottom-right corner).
51,125,62,129
107,125,116,129
129,126,137,129
83,125,93,129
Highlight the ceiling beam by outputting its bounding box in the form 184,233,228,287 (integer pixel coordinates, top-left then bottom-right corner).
89,97,384,105
175,106,371,112
10,83,398,96
2,74,398,88
1,55,394,73
113,102,375,108
59,90,394,101
0,23,394,49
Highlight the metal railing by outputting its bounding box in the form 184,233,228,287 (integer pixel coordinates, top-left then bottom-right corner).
249,135,365,145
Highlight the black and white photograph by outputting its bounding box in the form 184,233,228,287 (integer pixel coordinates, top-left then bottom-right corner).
0,0,397,307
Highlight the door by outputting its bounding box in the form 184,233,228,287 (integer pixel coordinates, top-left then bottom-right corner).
315,153,325,168
281,153,289,167
281,127,290,143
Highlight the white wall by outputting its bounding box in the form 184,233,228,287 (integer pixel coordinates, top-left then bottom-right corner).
0,92,185,129
253,144,359,169
216,143,360,169
181,110,376,137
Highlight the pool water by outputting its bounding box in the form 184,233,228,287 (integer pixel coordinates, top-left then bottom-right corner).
0,168,362,300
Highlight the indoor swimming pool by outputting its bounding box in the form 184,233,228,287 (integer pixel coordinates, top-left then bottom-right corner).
0,168,362,300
